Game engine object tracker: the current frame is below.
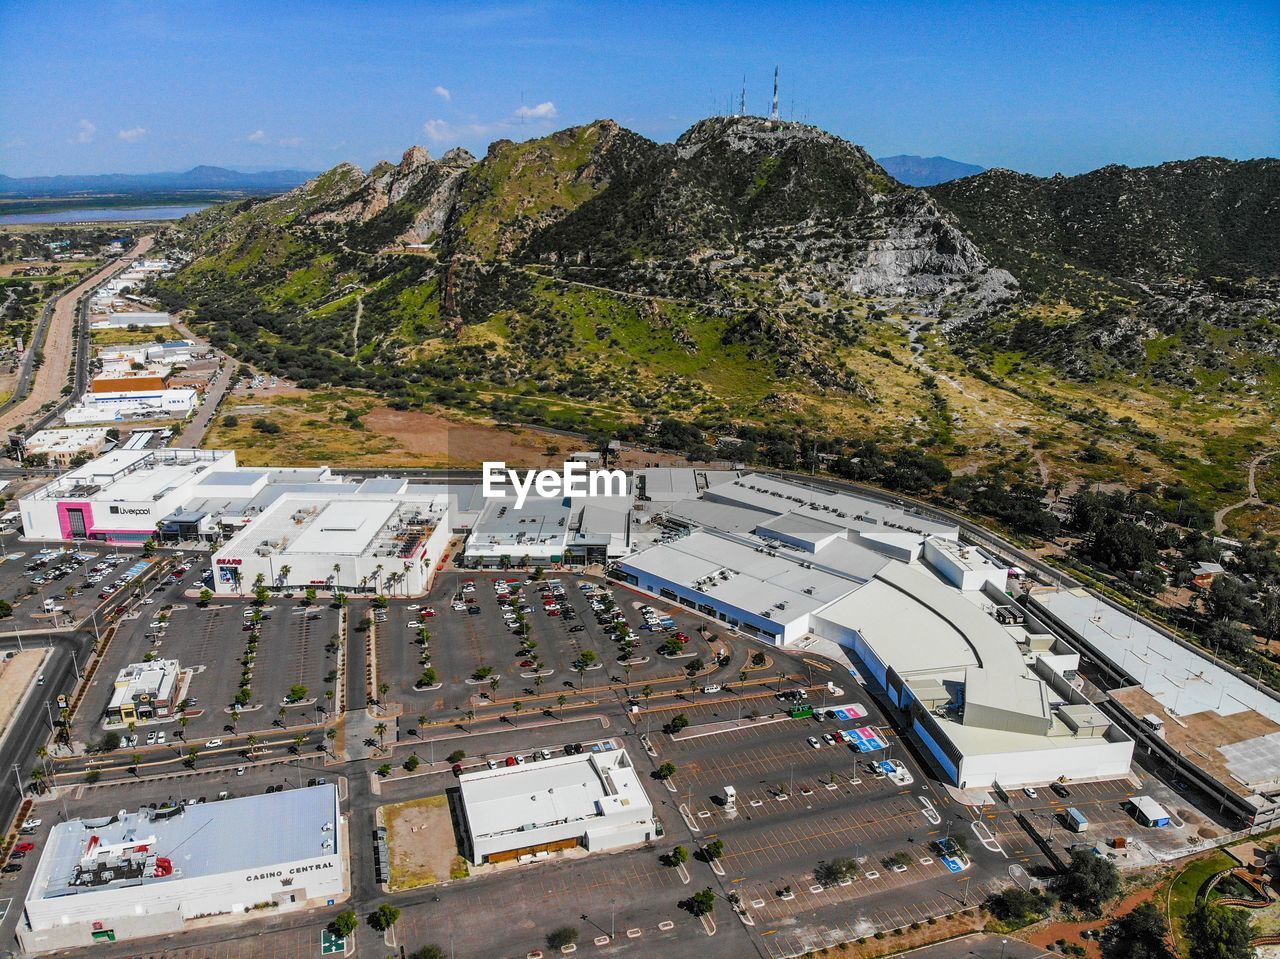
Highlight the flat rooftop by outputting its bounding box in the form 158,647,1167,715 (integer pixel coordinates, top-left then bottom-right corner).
30,784,339,900
469,493,572,551
704,473,960,540
1033,588,1280,723
219,493,442,560
460,750,651,841
24,449,234,502
623,528,872,623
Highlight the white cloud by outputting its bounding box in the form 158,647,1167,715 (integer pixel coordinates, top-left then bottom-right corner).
117,127,147,142
514,101,557,120
75,120,96,144
247,129,268,144
433,85,451,102
423,119,454,142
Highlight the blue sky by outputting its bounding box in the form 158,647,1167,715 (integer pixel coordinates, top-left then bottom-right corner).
1,0,1275,177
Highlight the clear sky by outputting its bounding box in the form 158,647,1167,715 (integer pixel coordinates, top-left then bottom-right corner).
1,0,1275,178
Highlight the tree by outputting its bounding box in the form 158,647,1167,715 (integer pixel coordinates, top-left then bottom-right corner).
447,749,466,764
689,887,716,916
304,587,318,605
1102,904,1173,959
417,667,437,687
986,888,1053,925
411,947,447,959
369,902,401,932
404,754,420,772
374,721,388,748
288,684,309,702
656,762,677,781
1184,903,1254,959
98,731,121,753
556,693,568,718
330,909,359,938
1058,850,1120,914
666,713,689,734
815,856,858,886
546,927,579,949
704,839,724,861
511,700,523,724
376,763,392,777
669,844,689,867
198,587,213,605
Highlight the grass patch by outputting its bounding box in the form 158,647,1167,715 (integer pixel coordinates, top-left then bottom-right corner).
1166,850,1234,952
383,794,459,892
91,327,177,346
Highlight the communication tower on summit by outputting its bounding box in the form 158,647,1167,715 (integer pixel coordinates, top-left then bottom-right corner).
739,76,746,117
770,67,780,120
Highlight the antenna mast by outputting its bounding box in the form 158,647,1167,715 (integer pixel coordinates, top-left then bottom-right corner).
739,76,746,117
770,66,780,120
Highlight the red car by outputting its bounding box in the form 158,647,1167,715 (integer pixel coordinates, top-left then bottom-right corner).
675,632,689,642
452,763,463,777
13,842,34,853
421,608,437,617
520,659,535,668
547,609,561,617
505,756,517,767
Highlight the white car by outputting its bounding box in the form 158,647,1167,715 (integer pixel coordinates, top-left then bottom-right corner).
141,597,155,605
451,602,467,611
156,732,167,745
1023,787,1038,799
148,621,164,629
406,621,421,629
807,736,822,749
406,604,421,611
205,739,223,748
22,818,41,829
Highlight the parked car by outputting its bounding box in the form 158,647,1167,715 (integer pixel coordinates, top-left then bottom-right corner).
1051,783,1071,799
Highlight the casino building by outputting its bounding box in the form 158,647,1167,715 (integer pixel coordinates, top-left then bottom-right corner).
19,785,345,953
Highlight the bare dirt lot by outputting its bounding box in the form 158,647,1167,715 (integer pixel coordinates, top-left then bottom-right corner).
382,793,466,890
0,648,48,739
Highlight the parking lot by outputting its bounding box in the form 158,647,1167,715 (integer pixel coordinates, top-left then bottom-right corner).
67,588,341,749
376,571,732,722
0,546,165,634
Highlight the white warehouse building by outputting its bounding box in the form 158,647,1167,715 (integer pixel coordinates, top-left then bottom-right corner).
19,785,344,953
458,749,656,865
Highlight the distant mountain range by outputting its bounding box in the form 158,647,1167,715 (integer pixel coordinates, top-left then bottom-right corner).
876,154,985,186
0,166,318,198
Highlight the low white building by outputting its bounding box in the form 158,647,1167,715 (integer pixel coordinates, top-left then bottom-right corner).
19,785,344,953
64,388,197,424
22,428,112,467
88,311,174,330
107,658,182,723
458,749,656,865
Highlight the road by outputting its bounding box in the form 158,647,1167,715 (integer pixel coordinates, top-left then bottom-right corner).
174,355,231,447
0,236,154,434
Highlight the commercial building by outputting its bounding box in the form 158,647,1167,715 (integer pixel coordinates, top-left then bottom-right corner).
106,659,183,724
1029,588,1280,828
21,428,112,467
63,387,198,424
19,785,344,953
457,749,656,865
613,472,1134,789
19,448,238,544
211,484,450,594
88,311,175,330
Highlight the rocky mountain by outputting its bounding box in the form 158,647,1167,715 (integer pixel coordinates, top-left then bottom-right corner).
153,119,1280,511
877,154,984,186
930,157,1280,293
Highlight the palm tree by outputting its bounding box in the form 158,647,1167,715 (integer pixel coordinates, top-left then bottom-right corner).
279,564,292,590
130,753,142,776
418,714,429,734
489,676,500,697
277,706,287,727
332,562,342,590
557,693,568,719
291,733,305,753
374,722,388,748
178,715,189,739
377,682,390,703
464,709,476,730
30,767,45,794
511,701,522,725
642,684,654,707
